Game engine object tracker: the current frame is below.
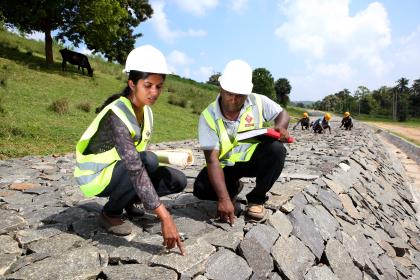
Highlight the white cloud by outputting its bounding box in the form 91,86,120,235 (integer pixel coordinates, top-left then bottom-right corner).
230,0,248,12
173,0,219,16
274,0,392,100
195,66,214,82
276,0,390,66
167,50,194,75
150,0,207,43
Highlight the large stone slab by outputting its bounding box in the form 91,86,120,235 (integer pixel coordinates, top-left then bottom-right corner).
205,248,252,280
267,210,293,237
271,235,315,280
152,240,215,274
239,236,274,277
0,209,27,234
7,246,105,279
102,264,178,280
244,224,279,253
304,265,339,280
289,209,324,259
325,238,363,280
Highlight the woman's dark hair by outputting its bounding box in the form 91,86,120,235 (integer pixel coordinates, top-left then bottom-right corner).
95,71,166,113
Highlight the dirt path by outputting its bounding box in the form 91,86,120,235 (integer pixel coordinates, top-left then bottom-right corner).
377,134,420,219
365,122,420,145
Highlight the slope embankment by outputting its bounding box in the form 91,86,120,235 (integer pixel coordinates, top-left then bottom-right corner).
0,120,419,279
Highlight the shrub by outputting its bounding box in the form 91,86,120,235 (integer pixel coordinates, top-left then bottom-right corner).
49,98,69,114
167,87,176,93
76,102,91,112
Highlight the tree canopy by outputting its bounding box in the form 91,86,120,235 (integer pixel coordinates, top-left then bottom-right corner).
252,68,276,100
274,78,291,107
0,0,153,65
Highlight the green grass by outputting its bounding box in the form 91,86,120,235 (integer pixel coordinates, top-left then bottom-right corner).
0,28,307,159
0,28,220,159
356,114,420,127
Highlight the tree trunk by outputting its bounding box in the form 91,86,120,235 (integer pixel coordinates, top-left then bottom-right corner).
44,29,53,66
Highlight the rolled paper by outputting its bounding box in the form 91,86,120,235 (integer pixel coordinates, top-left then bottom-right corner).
151,149,195,167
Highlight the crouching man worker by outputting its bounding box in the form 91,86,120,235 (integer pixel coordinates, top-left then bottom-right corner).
312,113,332,134
74,45,186,255
293,112,310,130
340,111,353,130
193,59,289,224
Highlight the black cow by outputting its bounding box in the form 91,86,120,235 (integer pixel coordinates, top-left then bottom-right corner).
59,49,94,77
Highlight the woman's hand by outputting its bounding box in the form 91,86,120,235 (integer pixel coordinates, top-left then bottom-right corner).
154,204,186,255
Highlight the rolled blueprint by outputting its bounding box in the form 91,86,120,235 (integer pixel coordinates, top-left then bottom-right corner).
151,149,194,167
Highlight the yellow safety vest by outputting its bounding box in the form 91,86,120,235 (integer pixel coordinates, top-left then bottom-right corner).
74,96,153,196
202,93,263,167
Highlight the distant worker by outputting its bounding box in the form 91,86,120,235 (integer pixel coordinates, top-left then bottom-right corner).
312,113,332,134
340,112,353,130
74,45,186,255
193,59,290,223
293,112,310,130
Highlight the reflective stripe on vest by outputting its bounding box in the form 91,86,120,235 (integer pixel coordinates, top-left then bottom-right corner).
74,96,153,197
202,93,263,167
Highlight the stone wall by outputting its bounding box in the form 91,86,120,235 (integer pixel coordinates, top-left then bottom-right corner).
0,121,419,279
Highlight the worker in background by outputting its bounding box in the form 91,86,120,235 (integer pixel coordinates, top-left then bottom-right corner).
340,111,353,130
193,59,290,223
293,112,310,130
312,113,332,134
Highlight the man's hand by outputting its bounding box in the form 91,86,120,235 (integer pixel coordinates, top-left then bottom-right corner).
217,198,235,226
275,127,290,142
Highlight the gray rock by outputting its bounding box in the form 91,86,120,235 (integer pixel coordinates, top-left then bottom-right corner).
316,188,343,211
102,264,178,280
15,226,65,247
26,233,86,256
304,204,339,241
271,235,315,280
205,248,252,280
244,224,279,253
0,235,21,255
0,209,27,234
304,265,339,280
267,210,293,237
7,246,105,279
201,228,242,250
325,238,363,280
152,240,215,274
289,209,324,259
239,236,274,277
0,254,17,276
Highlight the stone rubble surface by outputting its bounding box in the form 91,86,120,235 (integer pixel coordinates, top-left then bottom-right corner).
0,121,419,279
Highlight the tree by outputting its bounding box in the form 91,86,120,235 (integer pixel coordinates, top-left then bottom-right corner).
252,68,276,100
354,86,370,115
409,78,420,117
1,0,153,66
207,72,221,86
394,77,410,121
274,78,291,107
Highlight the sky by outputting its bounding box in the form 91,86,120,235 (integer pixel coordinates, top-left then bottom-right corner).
26,0,420,101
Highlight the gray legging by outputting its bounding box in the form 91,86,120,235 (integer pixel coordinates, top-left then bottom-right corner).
98,151,187,216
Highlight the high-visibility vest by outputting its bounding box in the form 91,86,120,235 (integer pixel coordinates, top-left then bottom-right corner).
201,93,263,167
74,96,153,197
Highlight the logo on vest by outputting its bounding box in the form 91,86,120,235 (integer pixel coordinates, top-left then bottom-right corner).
245,114,254,127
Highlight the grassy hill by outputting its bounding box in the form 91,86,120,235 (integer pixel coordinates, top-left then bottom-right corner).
0,28,304,159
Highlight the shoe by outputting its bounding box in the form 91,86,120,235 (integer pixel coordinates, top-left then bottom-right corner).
245,203,268,222
97,212,132,236
124,204,145,218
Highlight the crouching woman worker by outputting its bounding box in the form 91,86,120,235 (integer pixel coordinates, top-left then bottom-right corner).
74,45,186,255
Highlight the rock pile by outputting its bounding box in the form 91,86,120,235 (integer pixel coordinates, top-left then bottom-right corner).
0,121,419,279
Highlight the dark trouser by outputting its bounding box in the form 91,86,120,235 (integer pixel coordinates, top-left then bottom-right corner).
98,151,187,216
344,122,353,130
193,141,287,205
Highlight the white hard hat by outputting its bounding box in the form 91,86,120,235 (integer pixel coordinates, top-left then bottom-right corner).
218,59,253,95
123,44,170,74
